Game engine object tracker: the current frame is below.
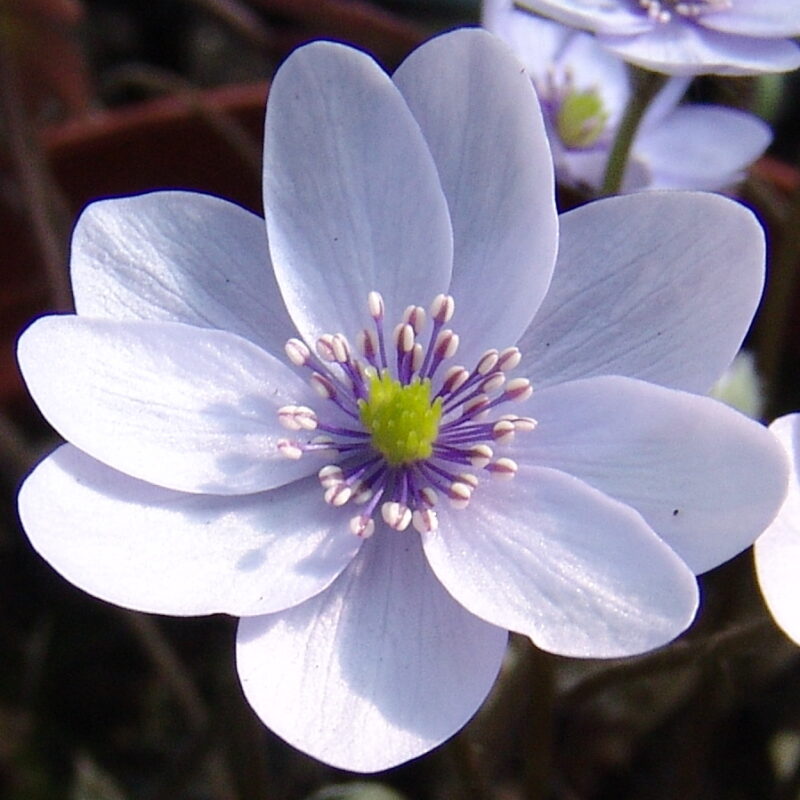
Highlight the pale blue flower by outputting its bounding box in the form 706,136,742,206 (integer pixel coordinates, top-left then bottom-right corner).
485,3,772,191
16,29,788,771
515,0,800,75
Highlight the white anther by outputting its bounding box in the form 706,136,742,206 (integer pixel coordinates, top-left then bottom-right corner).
503,377,533,402
368,291,384,320
352,483,373,505
324,483,352,507
331,334,350,363
382,502,412,531
420,486,438,507
487,457,518,479
277,439,303,460
512,415,538,432
310,373,336,399
430,293,455,323
285,338,311,367
476,349,499,375
316,334,337,362
395,322,415,354
497,347,522,372
412,508,439,534
411,343,424,374
492,419,516,445
479,373,506,394
278,405,317,431
458,472,479,489
434,329,459,360
403,305,427,334
469,444,493,468
357,328,378,362
349,514,375,539
448,481,473,510
442,365,469,395
318,464,344,488
463,394,490,417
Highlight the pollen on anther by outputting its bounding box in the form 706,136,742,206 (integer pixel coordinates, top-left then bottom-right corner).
349,514,375,538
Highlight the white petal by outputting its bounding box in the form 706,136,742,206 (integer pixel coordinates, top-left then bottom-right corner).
424,465,698,658
483,0,574,76
19,445,361,616
699,0,800,37
393,29,557,365
517,192,765,393
516,375,790,574
263,41,452,347
635,105,771,191
755,415,800,645
237,532,507,772
18,316,320,494
71,192,296,357
514,0,653,35
601,21,800,76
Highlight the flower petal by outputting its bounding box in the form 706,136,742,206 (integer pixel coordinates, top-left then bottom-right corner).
19,445,361,616
263,40,452,347
514,0,653,35
17,316,321,494
515,375,790,574
517,192,765,393
424,465,698,658
700,0,800,38
393,29,558,364
600,22,800,75
236,532,507,772
635,105,771,191
71,192,296,357
755,415,800,645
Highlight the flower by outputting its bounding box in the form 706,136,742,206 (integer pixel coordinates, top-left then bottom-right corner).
709,350,764,418
484,2,772,192
17,29,788,772
755,414,800,643
514,0,800,75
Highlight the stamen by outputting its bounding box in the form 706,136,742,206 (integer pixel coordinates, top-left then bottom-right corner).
430,294,455,324
412,508,438,534
487,457,518,479
382,501,412,531
285,338,312,367
349,513,376,539
278,405,318,431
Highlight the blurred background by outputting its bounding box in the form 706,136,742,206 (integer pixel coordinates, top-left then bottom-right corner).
3,2,800,798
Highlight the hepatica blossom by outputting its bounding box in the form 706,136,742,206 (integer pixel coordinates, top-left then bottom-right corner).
484,2,771,192
17,29,789,772
515,0,800,75
756,415,800,644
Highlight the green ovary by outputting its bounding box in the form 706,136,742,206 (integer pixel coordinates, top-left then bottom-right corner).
359,371,442,465
556,89,608,149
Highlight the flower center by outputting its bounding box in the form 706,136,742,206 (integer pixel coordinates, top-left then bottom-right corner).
276,292,536,537
556,88,609,149
359,372,442,465
636,0,732,23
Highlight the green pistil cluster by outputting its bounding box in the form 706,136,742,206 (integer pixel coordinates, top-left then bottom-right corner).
359,370,442,465
556,89,608,149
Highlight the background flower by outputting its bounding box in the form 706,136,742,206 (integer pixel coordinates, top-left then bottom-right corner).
514,0,800,75
484,2,772,192
756,414,800,643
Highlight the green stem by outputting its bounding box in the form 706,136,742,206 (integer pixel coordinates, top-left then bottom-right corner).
600,68,668,196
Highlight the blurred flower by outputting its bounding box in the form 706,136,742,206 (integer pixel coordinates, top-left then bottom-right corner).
484,3,772,192
755,414,800,643
17,29,788,771
514,0,800,75
709,350,764,418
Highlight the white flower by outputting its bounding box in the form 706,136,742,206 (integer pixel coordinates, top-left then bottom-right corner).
513,0,800,76
484,3,772,192
756,414,800,643
17,29,788,772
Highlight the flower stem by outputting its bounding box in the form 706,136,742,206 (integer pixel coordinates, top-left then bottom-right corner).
600,68,667,196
